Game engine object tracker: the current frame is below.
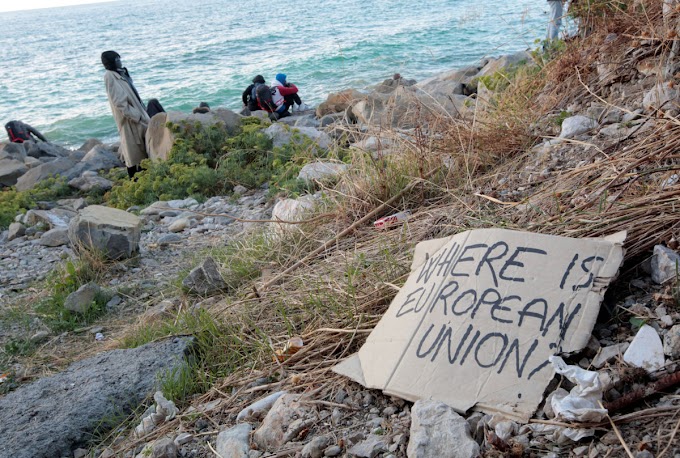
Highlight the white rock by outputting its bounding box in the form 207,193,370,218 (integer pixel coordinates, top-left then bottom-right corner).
623,325,665,372
407,399,480,458
560,115,598,138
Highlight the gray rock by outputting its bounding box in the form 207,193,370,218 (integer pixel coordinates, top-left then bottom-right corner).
30,330,50,343
78,138,103,152
7,222,26,241
663,324,680,359
25,142,70,159
302,436,331,458
347,435,388,458
23,156,42,168
650,244,680,284
476,51,532,78
64,282,101,314
136,437,178,458
297,162,348,182
39,227,70,247
559,115,598,139
68,205,142,260
0,338,190,458
15,157,81,191
233,185,248,195
0,158,28,186
0,142,27,161
25,208,74,228
216,423,252,458
158,233,183,246
80,145,123,171
324,445,342,457
174,432,193,447
106,295,122,309
253,394,309,450
68,172,114,192
168,217,190,233
264,123,332,150
182,257,227,295
407,400,480,458
643,82,679,111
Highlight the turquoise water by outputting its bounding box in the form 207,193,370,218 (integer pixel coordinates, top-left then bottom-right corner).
0,0,551,147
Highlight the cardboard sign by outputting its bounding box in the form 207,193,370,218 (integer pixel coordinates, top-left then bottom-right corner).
334,229,625,421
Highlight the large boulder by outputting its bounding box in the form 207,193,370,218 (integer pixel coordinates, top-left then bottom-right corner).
39,227,71,247
25,141,71,160
407,400,480,458
0,142,28,161
417,65,482,95
68,171,114,192
0,158,28,186
147,110,242,161
476,51,533,78
68,205,142,259
15,157,82,191
264,124,332,150
80,145,123,171
351,85,469,129
24,208,75,228
78,138,103,152
316,89,364,117
0,338,191,458
297,161,348,182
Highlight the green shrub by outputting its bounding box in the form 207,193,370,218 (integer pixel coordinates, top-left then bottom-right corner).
0,177,73,229
106,118,337,209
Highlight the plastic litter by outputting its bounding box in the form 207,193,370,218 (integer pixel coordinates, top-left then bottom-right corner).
373,211,411,230
0,373,8,384
274,337,304,362
549,356,607,422
95,332,105,341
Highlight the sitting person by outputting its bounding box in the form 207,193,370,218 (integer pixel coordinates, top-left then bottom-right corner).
272,73,310,116
192,102,210,114
4,120,47,143
242,75,267,112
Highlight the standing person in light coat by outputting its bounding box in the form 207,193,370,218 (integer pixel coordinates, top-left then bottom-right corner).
547,0,566,41
101,50,150,179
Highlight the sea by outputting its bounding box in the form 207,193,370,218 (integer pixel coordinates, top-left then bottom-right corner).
0,0,559,147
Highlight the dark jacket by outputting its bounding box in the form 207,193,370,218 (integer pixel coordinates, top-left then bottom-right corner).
4,120,47,143
242,83,260,111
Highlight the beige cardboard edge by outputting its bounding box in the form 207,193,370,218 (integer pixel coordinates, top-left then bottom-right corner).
333,230,627,422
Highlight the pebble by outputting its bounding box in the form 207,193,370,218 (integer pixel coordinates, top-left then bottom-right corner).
323,445,342,457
